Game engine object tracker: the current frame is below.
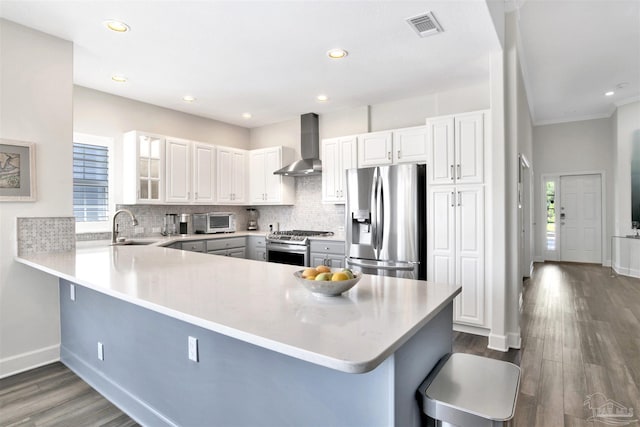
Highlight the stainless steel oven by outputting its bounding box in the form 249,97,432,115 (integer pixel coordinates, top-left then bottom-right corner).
266,230,334,267
266,241,308,266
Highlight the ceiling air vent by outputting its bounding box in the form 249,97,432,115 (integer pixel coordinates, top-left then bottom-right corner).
406,11,443,38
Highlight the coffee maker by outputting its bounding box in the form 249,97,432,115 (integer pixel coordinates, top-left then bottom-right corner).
246,208,258,231
179,213,189,235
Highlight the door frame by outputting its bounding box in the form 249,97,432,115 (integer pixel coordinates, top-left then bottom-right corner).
540,170,607,265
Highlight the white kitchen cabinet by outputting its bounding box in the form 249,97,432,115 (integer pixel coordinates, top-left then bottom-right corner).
249,146,294,205
166,139,216,204
216,146,247,204
392,126,428,164
428,111,485,185
357,126,428,168
165,137,191,203
358,131,393,167
310,240,345,268
247,235,267,261
321,136,357,203
206,237,246,258
121,131,165,204
427,186,484,327
192,142,216,203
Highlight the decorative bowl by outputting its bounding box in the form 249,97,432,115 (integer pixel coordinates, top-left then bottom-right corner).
294,268,362,297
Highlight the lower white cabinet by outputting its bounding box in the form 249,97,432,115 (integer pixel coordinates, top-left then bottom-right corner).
427,186,485,326
247,236,267,261
310,240,345,268
206,237,246,258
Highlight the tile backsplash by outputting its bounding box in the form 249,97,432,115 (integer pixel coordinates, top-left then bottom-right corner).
17,217,76,256
99,174,345,241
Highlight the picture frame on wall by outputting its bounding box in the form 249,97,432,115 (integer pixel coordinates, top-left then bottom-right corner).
0,139,36,202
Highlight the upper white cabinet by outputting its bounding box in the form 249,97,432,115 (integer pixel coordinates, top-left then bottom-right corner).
192,142,216,204
165,138,191,203
165,139,216,204
358,131,393,167
357,126,428,168
216,146,247,204
322,136,357,203
249,146,294,205
393,126,428,164
122,131,165,204
428,111,485,185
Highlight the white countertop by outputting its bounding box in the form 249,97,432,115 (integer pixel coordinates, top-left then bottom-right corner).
16,246,459,374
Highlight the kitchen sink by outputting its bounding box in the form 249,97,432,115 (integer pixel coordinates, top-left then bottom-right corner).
111,238,158,246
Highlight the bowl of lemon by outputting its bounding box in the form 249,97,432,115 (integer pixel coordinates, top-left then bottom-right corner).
294,266,362,297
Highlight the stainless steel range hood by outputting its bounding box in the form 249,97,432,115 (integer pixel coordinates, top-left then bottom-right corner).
274,113,322,176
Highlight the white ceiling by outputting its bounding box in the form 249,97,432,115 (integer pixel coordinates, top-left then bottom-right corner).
0,1,638,128
516,0,640,125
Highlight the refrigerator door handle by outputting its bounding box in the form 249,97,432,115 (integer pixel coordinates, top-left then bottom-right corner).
376,174,384,253
370,168,379,250
346,259,417,271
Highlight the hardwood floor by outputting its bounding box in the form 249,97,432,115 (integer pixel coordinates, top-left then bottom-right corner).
0,362,138,427
454,262,640,426
1,262,638,427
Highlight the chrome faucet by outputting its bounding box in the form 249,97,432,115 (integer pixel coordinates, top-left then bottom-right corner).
111,209,139,244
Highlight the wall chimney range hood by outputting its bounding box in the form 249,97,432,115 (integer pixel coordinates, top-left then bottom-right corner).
274,113,321,176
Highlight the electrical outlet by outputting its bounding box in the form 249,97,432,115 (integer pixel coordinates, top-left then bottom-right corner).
70,284,75,301
97,342,104,361
188,336,198,362
152,227,161,233
134,226,144,235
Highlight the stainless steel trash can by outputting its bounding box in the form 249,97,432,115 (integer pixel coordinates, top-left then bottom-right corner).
417,353,521,427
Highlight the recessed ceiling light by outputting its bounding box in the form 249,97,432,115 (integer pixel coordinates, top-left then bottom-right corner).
104,20,130,33
242,113,252,119
327,49,348,59
316,94,329,102
111,74,127,83
183,95,196,102
605,91,615,96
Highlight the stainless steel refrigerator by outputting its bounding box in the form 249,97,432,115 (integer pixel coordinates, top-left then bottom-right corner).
345,163,426,280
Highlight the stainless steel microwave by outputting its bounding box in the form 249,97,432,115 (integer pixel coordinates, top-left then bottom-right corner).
193,212,236,234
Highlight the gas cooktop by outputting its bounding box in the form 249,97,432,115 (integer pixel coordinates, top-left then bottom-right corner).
266,230,334,244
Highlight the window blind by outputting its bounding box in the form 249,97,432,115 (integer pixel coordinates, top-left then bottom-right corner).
73,142,109,222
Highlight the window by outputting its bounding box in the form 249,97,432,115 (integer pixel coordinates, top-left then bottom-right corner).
545,180,556,251
73,133,114,232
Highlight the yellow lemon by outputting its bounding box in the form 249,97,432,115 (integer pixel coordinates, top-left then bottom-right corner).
331,272,349,281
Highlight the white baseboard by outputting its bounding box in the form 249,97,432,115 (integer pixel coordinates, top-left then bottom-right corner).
453,323,489,337
0,344,60,379
507,332,522,349
488,333,508,352
534,256,545,263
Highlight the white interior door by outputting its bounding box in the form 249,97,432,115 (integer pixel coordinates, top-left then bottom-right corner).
559,174,602,263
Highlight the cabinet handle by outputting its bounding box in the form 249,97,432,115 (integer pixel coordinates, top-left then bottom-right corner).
397,150,401,159
451,192,455,207
195,192,198,199
457,191,461,207
457,164,461,180
450,165,454,180
262,253,266,260
387,152,391,160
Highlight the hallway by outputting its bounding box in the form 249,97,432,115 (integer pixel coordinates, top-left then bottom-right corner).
455,262,640,426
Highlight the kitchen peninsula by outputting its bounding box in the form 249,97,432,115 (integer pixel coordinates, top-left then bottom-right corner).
16,244,460,427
